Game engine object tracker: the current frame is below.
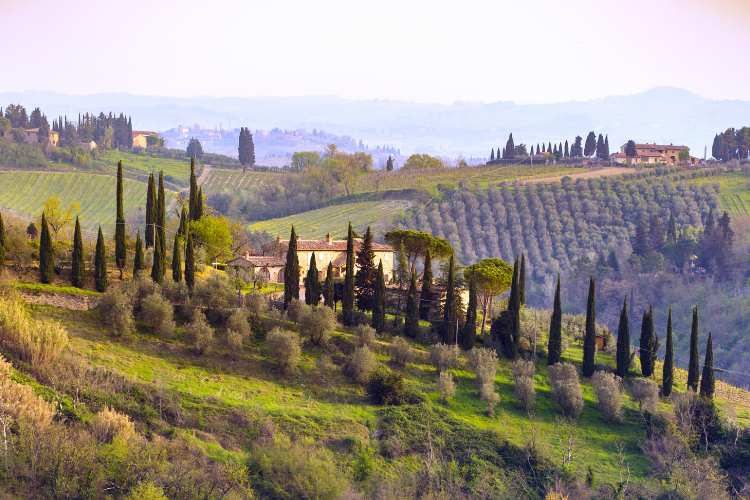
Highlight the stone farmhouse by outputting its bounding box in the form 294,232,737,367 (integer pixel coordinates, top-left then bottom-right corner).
611,143,696,166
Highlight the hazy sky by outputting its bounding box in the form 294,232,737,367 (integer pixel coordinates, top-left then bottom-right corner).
3,0,750,103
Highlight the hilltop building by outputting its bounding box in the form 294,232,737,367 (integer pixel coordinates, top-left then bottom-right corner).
611,143,695,166
227,233,395,284
132,130,162,149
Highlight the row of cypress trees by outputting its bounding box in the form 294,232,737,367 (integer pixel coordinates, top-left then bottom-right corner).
33,157,203,293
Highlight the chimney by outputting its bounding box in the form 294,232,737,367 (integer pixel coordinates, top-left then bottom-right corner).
326,232,332,244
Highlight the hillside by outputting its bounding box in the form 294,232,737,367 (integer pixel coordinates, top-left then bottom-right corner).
0,278,746,498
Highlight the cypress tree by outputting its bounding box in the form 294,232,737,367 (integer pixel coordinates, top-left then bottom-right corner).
547,274,562,365
157,171,166,275
151,230,163,284
145,173,155,247
582,277,597,377
699,333,715,399
461,276,477,350
0,211,5,268
189,157,199,221
283,226,300,309
185,231,195,292
419,249,433,320
687,307,700,391
519,254,526,305
662,308,674,397
133,231,144,277
178,205,188,237
342,223,355,325
615,297,630,377
115,160,126,277
196,187,204,219
39,213,54,284
94,226,107,292
172,233,182,282
304,253,321,306
404,266,419,338
323,262,334,309
71,217,84,288
441,255,457,344
490,148,495,161
640,308,658,377
564,139,569,158
372,260,386,332
355,226,376,310
506,256,521,358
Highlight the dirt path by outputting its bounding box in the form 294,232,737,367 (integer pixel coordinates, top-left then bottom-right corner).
520,166,631,185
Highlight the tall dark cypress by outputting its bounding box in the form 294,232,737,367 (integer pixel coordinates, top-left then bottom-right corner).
640,306,658,377
662,308,674,397
145,173,155,247
151,226,163,284
460,276,477,350
71,217,84,288
323,262,334,309
372,261,386,332
39,213,54,284
404,266,419,338
157,171,166,276
582,278,597,377
172,233,182,282
133,231,144,277
441,255,457,344
419,249,433,320
304,253,320,306
177,205,188,237
699,333,715,399
506,256,521,358
354,226,376,310
342,223,355,325
189,157,199,221
115,160,126,277
196,187,204,219
547,274,562,365
519,254,526,305
615,298,630,377
687,307,700,391
94,226,107,292
0,212,5,268
185,231,195,292
283,226,300,309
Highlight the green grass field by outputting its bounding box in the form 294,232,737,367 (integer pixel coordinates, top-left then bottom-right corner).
96,150,193,184
26,300,749,491
249,199,414,238
0,171,153,231
687,171,750,216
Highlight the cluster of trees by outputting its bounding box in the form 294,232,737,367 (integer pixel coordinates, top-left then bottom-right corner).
489,131,610,162
711,127,750,161
399,174,717,280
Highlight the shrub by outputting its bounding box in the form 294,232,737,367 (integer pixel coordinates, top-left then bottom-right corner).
591,371,623,422
511,360,536,413
438,371,456,403
468,347,498,388
315,354,337,382
299,306,335,346
140,292,175,337
226,310,251,338
355,324,377,348
125,481,168,500
192,274,236,324
98,288,135,337
389,337,414,367
367,367,407,405
90,406,136,443
226,330,244,351
267,328,301,375
347,345,378,384
429,343,459,373
0,294,69,368
630,378,659,413
249,436,349,499
548,363,583,419
479,381,500,416
245,293,268,318
286,299,308,323
189,310,214,355
0,354,55,429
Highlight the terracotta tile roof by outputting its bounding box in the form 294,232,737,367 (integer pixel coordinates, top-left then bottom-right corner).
279,239,393,252
132,130,159,136
635,143,688,151
227,255,284,267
